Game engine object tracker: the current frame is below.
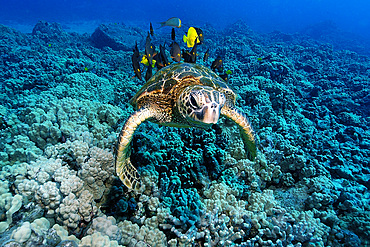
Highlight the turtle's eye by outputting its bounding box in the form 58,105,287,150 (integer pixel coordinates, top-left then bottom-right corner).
189,94,198,108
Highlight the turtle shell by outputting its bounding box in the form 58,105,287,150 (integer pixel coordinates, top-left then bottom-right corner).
130,63,236,108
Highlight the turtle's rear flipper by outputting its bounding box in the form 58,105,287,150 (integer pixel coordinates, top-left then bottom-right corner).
115,107,154,191
221,105,257,160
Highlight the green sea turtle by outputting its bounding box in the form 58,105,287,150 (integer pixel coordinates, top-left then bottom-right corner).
115,63,256,191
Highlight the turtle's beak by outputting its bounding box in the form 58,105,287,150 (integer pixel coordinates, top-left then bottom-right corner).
179,86,226,128
198,102,221,124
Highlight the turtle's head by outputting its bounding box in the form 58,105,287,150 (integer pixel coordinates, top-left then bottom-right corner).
178,85,226,127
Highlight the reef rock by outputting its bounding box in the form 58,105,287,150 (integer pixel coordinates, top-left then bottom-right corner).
32,21,67,41
91,23,145,51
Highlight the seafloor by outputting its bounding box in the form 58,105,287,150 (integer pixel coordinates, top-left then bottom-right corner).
0,20,369,247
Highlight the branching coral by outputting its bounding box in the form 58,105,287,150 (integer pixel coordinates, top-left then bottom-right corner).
119,220,167,246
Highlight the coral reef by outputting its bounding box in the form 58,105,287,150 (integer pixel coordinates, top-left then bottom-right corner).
0,19,369,247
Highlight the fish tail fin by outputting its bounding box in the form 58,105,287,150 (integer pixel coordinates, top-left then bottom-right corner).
183,35,187,44
158,22,166,28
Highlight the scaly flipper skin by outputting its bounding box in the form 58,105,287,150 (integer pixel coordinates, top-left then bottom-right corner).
115,107,154,191
221,105,257,160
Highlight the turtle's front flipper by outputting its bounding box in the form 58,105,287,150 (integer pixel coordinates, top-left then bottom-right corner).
221,105,257,160
115,107,154,191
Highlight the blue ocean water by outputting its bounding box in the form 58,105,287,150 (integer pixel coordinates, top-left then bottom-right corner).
1,0,370,246
1,0,370,37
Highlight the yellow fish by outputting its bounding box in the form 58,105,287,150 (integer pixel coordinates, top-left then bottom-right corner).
141,55,156,68
159,17,181,28
183,27,201,48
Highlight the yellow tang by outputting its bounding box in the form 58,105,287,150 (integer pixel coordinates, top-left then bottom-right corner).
183,27,201,48
141,55,156,68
